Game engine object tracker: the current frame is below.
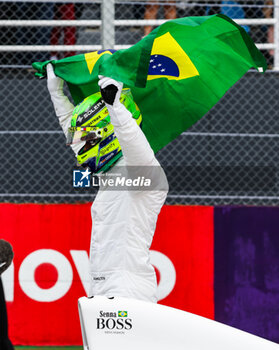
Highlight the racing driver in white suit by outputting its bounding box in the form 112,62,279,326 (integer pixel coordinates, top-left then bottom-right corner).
46,63,168,303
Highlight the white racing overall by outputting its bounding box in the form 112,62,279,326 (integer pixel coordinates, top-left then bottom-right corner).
47,67,168,303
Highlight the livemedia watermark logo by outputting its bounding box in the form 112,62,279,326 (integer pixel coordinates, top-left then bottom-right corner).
92,174,151,188
72,165,168,191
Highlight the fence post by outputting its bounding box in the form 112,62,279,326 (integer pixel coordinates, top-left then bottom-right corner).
101,0,115,49
275,0,279,69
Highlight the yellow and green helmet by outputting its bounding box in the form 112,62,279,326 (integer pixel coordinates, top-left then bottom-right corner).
67,89,142,173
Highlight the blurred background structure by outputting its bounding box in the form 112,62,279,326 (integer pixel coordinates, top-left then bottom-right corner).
0,0,278,205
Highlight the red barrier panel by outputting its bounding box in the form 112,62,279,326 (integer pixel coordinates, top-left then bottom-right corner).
0,203,214,345
153,205,214,317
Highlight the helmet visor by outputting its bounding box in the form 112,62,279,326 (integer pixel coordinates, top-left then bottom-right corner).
66,126,104,145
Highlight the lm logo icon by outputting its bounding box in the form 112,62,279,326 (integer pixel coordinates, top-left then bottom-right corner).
73,169,91,188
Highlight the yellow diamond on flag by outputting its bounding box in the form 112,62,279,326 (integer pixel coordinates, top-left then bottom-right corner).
85,50,114,75
147,32,199,81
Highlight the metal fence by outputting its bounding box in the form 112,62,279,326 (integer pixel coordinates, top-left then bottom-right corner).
0,0,278,205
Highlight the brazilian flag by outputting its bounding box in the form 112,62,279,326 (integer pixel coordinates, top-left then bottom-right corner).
33,15,266,153
118,311,128,317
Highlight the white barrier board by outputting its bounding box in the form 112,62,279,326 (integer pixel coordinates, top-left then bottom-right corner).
78,295,279,350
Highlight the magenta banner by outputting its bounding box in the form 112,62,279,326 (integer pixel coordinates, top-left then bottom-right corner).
214,207,279,343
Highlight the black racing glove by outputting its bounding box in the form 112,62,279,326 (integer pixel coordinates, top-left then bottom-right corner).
98,76,123,106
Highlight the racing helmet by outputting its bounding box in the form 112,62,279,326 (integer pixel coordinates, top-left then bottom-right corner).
67,89,142,173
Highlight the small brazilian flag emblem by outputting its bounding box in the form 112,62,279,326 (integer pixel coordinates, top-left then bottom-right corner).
118,311,128,317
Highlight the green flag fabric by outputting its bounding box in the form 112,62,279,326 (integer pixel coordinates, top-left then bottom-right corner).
33,14,266,153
